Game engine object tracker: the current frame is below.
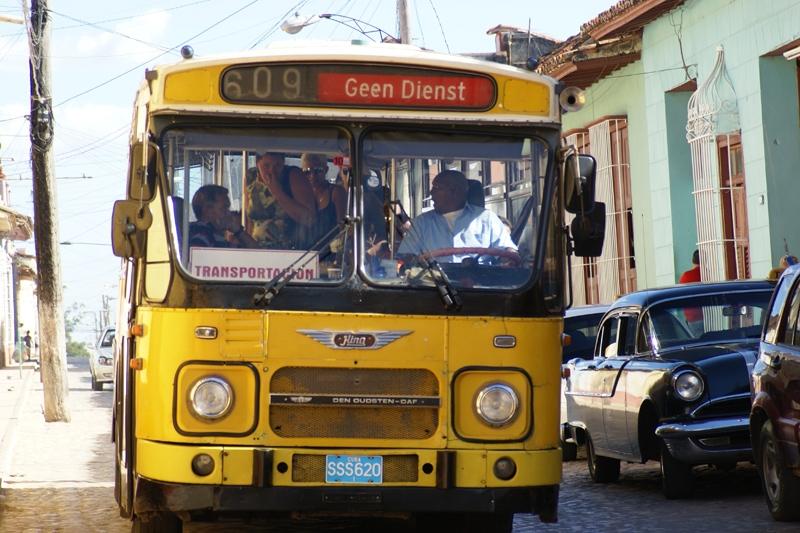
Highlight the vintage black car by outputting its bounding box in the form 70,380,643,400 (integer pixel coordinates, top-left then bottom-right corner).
564,279,775,498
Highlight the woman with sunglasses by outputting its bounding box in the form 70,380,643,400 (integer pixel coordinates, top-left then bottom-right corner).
300,153,347,247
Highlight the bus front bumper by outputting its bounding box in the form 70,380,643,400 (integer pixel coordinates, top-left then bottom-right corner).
133,440,560,518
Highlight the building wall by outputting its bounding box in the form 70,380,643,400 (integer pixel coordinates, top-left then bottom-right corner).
562,60,657,289
641,0,800,281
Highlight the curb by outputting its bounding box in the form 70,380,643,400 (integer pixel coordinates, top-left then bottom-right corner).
0,368,35,490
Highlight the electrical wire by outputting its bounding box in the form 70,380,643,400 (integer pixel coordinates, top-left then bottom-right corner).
427,0,449,53
55,0,264,107
249,0,309,49
46,9,176,54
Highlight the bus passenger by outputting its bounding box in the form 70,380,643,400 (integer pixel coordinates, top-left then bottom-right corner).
247,153,315,249
397,170,516,262
189,184,257,248
300,153,346,246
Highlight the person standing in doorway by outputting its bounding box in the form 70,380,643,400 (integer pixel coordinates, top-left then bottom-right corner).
679,249,701,283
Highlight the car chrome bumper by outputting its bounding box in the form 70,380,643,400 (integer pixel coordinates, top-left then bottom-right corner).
655,416,751,464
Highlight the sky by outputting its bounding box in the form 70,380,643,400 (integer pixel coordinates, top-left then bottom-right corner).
0,0,616,342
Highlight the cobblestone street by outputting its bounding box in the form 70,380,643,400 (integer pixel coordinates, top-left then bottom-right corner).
0,359,797,532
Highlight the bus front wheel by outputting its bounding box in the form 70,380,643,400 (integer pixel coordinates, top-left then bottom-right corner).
131,512,182,533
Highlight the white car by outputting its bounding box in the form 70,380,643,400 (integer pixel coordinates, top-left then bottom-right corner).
90,326,114,391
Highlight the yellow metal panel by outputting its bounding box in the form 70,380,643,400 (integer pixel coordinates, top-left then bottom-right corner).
485,449,561,487
268,312,445,361
501,79,551,115
137,439,224,484
447,317,562,450
136,440,559,488
164,68,218,103
453,370,531,441
175,363,259,435
221,448,254,485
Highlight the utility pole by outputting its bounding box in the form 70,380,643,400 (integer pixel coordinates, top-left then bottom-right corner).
24,0,70,422
397,0,411,44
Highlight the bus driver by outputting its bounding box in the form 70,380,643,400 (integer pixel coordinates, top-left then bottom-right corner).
189,185,258,249
397,170,517,263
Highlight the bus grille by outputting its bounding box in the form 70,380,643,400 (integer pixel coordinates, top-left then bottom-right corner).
292,454,419,483
270,367,439,440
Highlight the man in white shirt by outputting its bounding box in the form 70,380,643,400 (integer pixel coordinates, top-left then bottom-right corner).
397,170,517,263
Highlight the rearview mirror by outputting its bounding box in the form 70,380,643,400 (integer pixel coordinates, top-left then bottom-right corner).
111,200,153,258
570,202,606,257
128,142,158,201
564,153,597,214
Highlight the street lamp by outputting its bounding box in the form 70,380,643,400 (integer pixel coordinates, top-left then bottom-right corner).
281,12,400,43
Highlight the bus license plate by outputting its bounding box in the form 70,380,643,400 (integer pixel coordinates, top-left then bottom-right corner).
325,455,383,484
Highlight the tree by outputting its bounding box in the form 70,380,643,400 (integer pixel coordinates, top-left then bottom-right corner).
64,303,91,357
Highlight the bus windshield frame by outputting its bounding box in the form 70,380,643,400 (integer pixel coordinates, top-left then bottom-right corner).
159,122,556,296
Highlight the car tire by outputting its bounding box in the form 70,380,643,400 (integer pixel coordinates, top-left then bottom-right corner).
91,373,103,391
562,440,578,461
758,420,800,521
660,440,693,499
586,434,620,483
132,512,182,533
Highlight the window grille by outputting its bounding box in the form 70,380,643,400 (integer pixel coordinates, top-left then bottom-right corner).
588,118,636,303
686,46,750,281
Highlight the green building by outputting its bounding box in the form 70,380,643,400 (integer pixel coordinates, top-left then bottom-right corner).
538,0,800,303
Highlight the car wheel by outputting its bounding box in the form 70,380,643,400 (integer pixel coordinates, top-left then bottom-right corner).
132,512,182,533
759,420,800,521
91,373,103,391
660,440,693,499
562,440,578,462
586,434,619,483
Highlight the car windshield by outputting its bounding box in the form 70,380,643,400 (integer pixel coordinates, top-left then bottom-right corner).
163,127,353,283
359,130,550,290
100,330,115,347
642,290,772,351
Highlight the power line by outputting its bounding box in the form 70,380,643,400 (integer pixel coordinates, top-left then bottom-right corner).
47,9,176,54
250,0,309,49
427,0,449,53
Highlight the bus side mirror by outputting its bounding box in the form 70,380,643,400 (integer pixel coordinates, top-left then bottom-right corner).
571,201,606,257
564,154,597,214
128,142,158,201
111,200,153,258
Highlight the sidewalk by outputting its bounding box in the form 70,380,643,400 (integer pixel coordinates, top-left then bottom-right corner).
0,362,37,489
0,357,129,532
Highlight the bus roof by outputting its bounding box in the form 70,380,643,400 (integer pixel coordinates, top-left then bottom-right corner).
138,41,562,126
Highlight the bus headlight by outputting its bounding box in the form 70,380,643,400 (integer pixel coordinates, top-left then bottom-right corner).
475,383,519,426
189,376,233,419
672,370,704,402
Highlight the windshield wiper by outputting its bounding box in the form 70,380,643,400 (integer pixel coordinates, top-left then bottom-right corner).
393,204,461,311
253,216,356,307
417,255,462,311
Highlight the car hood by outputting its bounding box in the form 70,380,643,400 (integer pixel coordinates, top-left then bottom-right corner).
95,346,113,359
658,342,757,398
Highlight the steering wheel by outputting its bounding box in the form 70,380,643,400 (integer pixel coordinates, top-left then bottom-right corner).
422,247,522,267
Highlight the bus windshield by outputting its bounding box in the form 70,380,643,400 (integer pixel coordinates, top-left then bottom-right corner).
361,129,550,290
164,127,353,284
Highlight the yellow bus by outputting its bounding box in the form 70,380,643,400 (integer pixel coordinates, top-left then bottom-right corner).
111,41,601,532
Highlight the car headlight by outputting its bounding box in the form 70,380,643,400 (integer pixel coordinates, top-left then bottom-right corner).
189,376,233,419
672,370,704,402
98,356,110,365
475,383,519,426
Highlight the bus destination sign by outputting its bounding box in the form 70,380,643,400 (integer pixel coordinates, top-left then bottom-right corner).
220,63,496,111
